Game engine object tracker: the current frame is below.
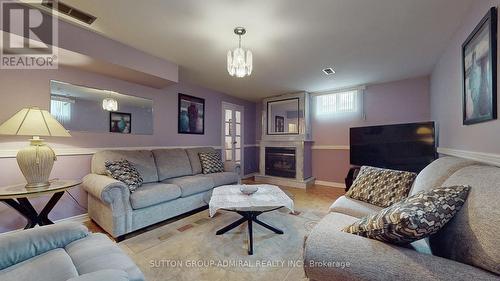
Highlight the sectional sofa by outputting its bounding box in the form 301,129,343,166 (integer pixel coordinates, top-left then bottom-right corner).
82,147,240,238
304,156,500,280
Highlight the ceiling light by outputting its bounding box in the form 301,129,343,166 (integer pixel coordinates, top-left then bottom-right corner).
227,27,252,78
102,97,118,111
322,67,336,75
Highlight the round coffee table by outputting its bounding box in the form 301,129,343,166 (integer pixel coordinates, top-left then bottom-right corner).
0,179,81,229
209,184,294,255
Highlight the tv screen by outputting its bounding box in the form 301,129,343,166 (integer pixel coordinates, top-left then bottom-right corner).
350,122,437,173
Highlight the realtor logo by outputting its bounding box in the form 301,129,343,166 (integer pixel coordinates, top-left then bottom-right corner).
1,1,58,69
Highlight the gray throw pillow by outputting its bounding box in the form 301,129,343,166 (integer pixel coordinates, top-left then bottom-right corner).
105,159,143,192
199,152,224,174
342,185,470,245
345,166,417,207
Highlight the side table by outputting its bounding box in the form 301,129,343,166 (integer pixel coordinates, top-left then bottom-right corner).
0,179,82,229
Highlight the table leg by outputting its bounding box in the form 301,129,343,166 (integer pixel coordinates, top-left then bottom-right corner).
253,217,284,234
216,216,247,235
2,199,37,229
38,191,64,225
248,215,253,255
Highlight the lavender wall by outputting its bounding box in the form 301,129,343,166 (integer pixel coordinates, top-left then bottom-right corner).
0,66,257,233
431,1,500,154
312,76,431,183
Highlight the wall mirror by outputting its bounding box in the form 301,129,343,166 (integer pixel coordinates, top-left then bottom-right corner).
267,98,300,135
50,80,153,135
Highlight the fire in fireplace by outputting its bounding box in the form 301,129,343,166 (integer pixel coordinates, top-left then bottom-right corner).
265,147,296,178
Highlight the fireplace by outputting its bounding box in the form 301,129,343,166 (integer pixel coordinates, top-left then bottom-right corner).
265,147,296,178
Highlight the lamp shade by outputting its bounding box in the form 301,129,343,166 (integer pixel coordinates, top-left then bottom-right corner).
0,107,71,137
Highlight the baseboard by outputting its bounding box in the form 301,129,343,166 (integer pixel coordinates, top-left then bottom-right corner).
0,213,89,236
314,180,346,189
437,147,500,167
242,172,257,179
311,145,350,150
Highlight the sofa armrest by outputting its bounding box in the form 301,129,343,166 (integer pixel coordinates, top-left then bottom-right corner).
0,222,88,270
304,222,497,281
224,161,241,175
82,174,130,205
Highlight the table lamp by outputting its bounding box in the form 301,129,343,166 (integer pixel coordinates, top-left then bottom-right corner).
0,107,71,188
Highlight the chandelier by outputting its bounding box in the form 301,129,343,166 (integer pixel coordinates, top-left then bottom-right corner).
227,27,252,78
102,97,118,111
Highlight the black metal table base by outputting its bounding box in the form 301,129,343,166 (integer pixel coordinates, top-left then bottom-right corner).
1,191,65,229
216,211,284,255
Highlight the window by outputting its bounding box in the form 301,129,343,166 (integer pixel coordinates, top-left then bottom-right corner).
50,98,72,124
315,89,362,115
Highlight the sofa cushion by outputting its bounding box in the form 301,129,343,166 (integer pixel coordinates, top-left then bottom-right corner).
105,159,143,192
0,249,78,281
152,149,192,180
130,183,182,209
329,195,383,218
199,151,224,174
68,270,130,281
429,165,500,275
203,172,238,186
65,233,144,281
410,156,476,195
92,150,158,183
343,185,470,245
163,175,215,197
186,147,216,174
346,166,417,207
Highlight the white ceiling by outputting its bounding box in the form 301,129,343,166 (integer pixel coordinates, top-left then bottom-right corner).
56,0,473,101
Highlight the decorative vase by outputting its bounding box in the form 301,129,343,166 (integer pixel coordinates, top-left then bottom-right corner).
16,138,56,188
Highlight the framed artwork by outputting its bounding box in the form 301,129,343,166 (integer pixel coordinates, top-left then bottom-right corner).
178,93,205,134
110,112,131,134
462,7,497,125
275,116,285,132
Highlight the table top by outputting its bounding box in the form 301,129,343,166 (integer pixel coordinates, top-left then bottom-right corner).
208,184,294,217
0,179,81,200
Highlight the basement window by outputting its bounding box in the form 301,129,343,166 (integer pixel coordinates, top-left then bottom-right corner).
315,89,362,116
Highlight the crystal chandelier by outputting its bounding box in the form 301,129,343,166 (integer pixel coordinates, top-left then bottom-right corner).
102,97,118,111
227,27,252,78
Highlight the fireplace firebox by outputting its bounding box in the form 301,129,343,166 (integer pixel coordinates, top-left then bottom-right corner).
265,147,296,178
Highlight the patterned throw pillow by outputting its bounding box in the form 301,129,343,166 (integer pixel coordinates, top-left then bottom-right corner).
199,152,224,174
105,159,143,192
345,166,417,207
342,185,470,245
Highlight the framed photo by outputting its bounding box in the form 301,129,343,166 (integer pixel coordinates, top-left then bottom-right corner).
275,116,285,132
110,112,131,134
178,93,205,134
462,7,497,125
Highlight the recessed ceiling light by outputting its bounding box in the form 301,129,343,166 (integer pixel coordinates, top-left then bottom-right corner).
322,67,335,75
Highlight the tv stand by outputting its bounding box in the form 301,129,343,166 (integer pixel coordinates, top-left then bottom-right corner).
344,166,360,192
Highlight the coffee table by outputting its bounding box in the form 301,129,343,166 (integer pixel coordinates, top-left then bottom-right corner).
209,184,294,255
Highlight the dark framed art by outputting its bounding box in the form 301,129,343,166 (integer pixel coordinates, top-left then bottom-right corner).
275,116,285,132
178,93,205,134
110,112,131,134
462,7,497,125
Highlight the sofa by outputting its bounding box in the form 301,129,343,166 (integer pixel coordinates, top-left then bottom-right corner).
0,222,144,281
304,156,500,281
82,147,240,238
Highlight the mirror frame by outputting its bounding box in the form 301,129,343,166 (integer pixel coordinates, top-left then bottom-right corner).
266,97,300,135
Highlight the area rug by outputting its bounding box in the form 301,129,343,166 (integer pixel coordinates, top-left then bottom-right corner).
119,208,325,281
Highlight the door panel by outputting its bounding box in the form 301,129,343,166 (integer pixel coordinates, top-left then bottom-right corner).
222,103,243,174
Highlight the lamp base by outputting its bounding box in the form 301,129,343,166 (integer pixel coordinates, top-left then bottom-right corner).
17,138,56,189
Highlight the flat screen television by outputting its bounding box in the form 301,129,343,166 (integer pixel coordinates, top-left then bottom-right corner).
350,121,437,173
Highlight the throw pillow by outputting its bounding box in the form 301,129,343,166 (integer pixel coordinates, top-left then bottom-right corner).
345,166,417,207
199,152,224,174
342,185,470,245
105,159,143,192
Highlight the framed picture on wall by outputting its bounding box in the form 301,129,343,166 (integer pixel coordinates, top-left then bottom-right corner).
462,7,497,125
110,112,131,134
178,93,205,134
275,116,285,132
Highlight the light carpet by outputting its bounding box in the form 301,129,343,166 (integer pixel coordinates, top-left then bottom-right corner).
119,208,325,281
